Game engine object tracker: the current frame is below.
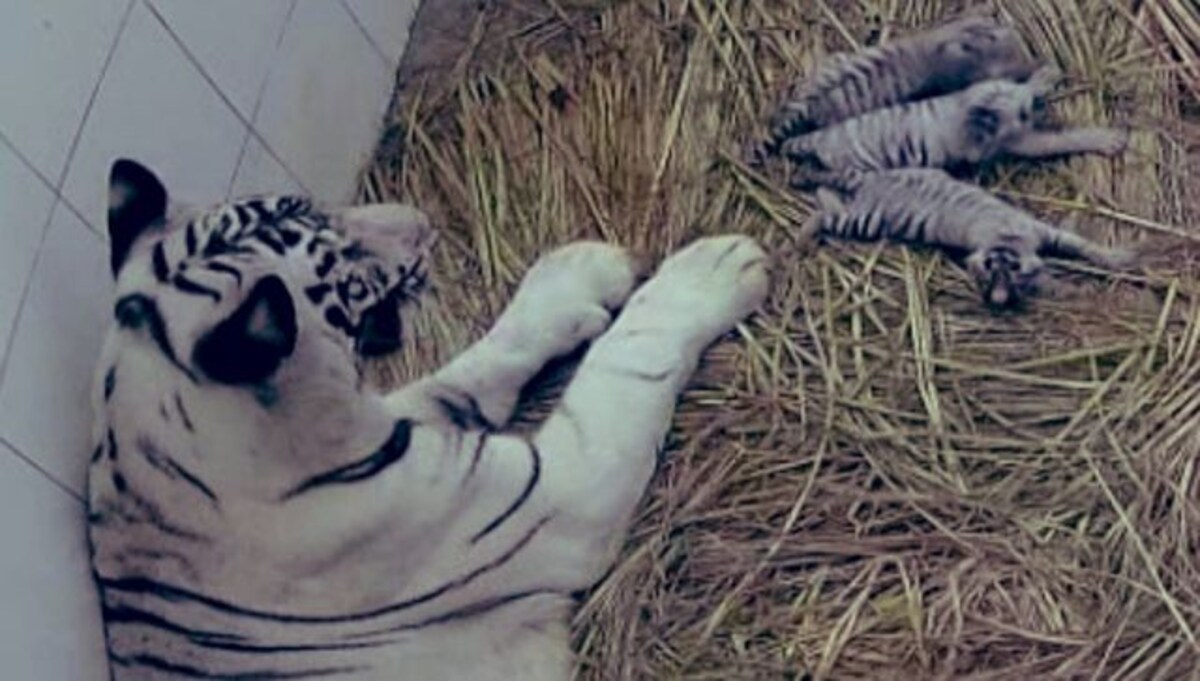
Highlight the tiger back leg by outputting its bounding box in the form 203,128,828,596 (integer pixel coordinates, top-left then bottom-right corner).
386,242,637,428
531,236,769,580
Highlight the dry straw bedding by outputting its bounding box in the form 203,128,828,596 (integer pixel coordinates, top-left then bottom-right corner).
360,0,1200,678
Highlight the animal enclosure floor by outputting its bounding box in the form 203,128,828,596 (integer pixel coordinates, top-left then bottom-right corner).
361,1,1200,678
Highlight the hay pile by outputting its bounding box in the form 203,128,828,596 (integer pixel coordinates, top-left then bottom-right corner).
360,0,1200,677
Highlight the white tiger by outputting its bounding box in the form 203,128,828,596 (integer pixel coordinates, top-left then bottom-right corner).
781,66,1129,189
748,15,1037,163
88,159,769,680
801,168,1132,309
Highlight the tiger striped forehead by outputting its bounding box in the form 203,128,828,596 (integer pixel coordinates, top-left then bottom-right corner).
109,160,431,370
94,158,433,498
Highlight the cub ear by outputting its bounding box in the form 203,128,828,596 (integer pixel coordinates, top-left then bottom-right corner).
966,106,1001,147
193,275,297,385
108,159,168,276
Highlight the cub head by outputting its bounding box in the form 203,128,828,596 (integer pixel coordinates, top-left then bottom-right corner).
963,66,1060,150
929,17,1037,89
966,244,1042,310
100,159,434,498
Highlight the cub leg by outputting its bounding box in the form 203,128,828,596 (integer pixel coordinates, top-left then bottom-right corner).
1004,127,1129,159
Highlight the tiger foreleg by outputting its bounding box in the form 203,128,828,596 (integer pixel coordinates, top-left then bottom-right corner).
1004,127,1129,160
533,236,768,581
387,242,637,427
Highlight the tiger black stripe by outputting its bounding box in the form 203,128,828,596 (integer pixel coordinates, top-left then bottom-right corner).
136,436,217,503
185,222,198,255
103,603,246,645
152,242,170,282
470,443,541,544
105,604,389,654
98,515,552,624
360,589,555,638
173,272,222,302
434,390,494,430
256,229,287,255
305,283,333,304
107,480,211,543
464,432,490,481
104,366,116,400
174,393,195,432
281,420,413,500
204,260,242,284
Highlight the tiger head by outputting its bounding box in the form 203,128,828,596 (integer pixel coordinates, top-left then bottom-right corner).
95,159,434,502
966,244,1043,310
929,17,1037,89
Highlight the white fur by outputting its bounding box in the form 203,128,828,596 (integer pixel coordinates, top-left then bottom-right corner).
92,223,767,678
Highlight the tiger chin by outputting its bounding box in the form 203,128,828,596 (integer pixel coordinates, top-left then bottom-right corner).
87,159,769,680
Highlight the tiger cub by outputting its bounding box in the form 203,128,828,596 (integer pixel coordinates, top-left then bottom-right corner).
749,15,1036,163
89,159,768,680
783,66,1129,189
800,168,1132,308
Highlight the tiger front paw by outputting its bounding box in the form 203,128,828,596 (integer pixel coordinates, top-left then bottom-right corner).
492,241,638,361
622,235,769,345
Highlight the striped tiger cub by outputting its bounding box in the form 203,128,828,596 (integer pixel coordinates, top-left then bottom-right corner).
749,15,1037,163
801,168,1132,309
89,159,768,680
783,66,1130,189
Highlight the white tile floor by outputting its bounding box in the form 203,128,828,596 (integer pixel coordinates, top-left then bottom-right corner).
0,0,417,676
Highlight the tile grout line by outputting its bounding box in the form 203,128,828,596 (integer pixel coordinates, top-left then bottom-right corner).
225,0,305,198
53,0,140,238
338,0,393,68
0,128,63,198
0,0,135,394
0,127,109,240
0,436,85,505
143,0,310,198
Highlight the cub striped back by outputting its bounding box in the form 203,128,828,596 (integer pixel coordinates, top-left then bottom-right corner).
781,75,1046,187
751,16,1034,161
804,168,1131,308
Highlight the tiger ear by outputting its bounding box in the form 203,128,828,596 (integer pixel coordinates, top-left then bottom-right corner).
193,275,297,386
966,106,1001,147
108,159,167,276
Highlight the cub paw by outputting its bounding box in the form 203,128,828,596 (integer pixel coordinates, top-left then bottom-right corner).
495,241,637,358
1096,128,1131,157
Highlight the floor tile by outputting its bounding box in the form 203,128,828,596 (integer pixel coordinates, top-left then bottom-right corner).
61,1,247,230
0,206,112,496
344,0,420,65
228,132,305,199
148,0,294,119
0,0,129,182
253,0,390,203
0,142,57,365
0,442,108,680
